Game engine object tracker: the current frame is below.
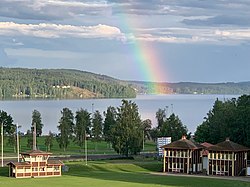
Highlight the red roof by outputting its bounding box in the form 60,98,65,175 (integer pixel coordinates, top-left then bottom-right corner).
201,142,213,156
7,162,31,167
47,160,64,166
21,149,52,156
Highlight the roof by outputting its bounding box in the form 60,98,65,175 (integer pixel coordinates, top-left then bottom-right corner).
7,162,31,167
161,136,203,150
201,142,214,156
201,142,213,148
47,160,64,166
207,138,250,152
21,149,52,156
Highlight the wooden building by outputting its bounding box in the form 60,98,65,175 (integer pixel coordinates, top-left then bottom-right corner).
161,136,203,174
207,138,249,176
7,150,63,178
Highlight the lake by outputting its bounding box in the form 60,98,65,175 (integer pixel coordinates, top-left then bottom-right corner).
0,94,239,135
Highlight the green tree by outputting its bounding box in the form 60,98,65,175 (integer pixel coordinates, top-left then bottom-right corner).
26,129,33,149
45,131,54,151
234,95,250,147
195,98,237,144
142,119,152,141
0,110,14,134
160,113,189,142
194,95,250,147
103,106,117,143
57,108,74,151
110,100,142,156
31,110,43,136
0,110,16,151
156,108,166,130
74,108,91,148
149,127,160,142
92,110,103,150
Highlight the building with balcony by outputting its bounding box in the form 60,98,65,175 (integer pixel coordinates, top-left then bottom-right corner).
7,150,63,178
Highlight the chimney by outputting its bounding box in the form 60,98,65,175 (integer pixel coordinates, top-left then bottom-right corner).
181,135,186,140
33,122,37,150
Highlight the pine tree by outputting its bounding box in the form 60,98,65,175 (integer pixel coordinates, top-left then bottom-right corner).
57,108,74,151
74,108,91,148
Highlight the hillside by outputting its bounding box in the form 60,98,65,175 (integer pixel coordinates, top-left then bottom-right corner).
129,81,250,95
0,68,136,99
0,67,250,100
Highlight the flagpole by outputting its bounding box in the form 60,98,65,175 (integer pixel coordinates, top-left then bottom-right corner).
16,124,20,162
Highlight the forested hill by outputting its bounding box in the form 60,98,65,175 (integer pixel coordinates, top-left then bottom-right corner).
129,81,250,95
0,68,136,99
1,67,250,100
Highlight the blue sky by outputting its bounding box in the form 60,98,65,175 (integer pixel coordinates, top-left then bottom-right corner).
0,0,250,83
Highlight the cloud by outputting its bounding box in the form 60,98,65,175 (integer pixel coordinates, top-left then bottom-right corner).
131,27,250,45
0,0,111,20
0,22,124,40
1,21,250,45
183,15,250,27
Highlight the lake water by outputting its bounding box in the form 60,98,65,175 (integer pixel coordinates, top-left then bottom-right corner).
0,94,239,135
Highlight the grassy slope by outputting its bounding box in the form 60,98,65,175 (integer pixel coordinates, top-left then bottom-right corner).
0,160,249,187
3,137,157,156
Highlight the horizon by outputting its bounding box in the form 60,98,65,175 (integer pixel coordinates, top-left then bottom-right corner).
0,1,250,83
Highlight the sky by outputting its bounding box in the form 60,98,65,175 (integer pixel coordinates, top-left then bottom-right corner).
0,0,250,83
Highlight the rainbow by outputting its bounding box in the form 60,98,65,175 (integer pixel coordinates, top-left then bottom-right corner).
121,13,167,93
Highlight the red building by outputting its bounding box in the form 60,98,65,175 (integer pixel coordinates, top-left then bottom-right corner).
7,150,63,178
207,138,249,176
161,136,203,174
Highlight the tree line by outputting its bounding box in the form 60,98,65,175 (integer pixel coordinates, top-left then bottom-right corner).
0,67,136,99
1,94,249,156
0,99,188,156
195,94,250,147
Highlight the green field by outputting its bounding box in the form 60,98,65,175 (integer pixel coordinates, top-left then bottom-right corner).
3,136,157,156
0,159,249,187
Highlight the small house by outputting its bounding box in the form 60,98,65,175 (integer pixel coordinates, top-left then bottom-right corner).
161,136,203,174
7,150,63,178
207,138,249,176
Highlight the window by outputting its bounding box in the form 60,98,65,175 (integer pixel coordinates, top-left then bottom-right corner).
32,167,38,171
225,153,228,160
213,164,216,171
54,166,59,171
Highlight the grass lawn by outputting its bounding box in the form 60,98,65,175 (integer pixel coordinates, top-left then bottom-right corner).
0,159,249,187
3,136,157,156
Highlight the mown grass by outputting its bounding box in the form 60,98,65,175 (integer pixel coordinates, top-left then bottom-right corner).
3,136,156,156
0,159,249,187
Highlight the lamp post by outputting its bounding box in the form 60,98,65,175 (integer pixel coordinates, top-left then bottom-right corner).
16,124,20,162
85,130,87,165
142,130,144,151
1,123,3,167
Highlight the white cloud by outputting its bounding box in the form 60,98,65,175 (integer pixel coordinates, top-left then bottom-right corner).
1,21,250,45
215,29,250,40
130,27,250,45
0,22,124,39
